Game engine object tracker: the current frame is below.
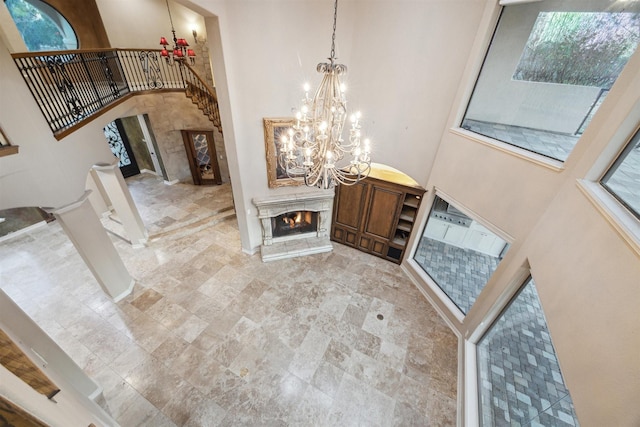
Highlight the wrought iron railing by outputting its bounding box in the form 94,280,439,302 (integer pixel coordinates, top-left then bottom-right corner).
11,48,221,138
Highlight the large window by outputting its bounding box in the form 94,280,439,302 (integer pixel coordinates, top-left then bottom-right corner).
462,2,640,162
477,277,578,426
413,196,509,314
5,0,77,51
601,127,640,220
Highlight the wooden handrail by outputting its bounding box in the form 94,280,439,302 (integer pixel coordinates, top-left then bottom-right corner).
11,47,163,59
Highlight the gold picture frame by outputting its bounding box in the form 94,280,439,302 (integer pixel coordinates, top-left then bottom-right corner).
263,117,304,188
0,127,10,146
0,127,19,157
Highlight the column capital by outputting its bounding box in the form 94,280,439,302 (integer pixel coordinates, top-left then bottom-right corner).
92,158,119,172
47,190,92,215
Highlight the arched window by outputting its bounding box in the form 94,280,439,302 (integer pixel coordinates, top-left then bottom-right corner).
5,0,78,51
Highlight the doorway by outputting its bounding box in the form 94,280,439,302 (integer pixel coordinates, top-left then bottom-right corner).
103,115,167,180
181,130,222,185
103,119,139,178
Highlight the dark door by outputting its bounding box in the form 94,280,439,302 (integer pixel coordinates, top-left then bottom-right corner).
103,119,140,178
181,130,222,185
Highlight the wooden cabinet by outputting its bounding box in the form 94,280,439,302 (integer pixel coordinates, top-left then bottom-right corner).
331,172,425,264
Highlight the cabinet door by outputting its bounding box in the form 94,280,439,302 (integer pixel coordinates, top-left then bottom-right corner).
334,182,368,229
332,181,368,246
363,186,403,239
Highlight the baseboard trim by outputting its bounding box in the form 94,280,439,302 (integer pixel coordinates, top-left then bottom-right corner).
0,220,47,243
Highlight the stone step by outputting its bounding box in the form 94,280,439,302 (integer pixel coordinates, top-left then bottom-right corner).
147,206,236,242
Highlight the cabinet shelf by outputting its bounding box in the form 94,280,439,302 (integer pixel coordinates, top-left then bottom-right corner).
392,234,407,246
403,195,421,208
400,207,416,222
397,220,412,232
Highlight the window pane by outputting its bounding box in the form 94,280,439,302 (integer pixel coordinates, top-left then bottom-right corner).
413,196,509,314
477,277,579,426
462,2,640,161
5,0,78,51
601,128,640,219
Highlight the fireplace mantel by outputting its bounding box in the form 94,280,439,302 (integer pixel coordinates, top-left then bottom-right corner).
252,190,334,261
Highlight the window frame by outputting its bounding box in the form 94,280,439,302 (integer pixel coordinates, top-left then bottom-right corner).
472,274,579,426
600,126,640,221
578,99,640,256
407,188,514,322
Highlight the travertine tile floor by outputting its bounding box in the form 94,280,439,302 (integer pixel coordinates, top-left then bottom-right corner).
0,174,458,426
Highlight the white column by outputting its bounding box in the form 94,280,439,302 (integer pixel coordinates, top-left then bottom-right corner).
85,168,111,218
93,161,148,248
51,191,134,302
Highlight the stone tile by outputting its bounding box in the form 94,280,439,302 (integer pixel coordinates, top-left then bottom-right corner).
170,313,208,344
124,357,187,409
287,385,333,426
130,288,165,312
151,335,190,367
311,360,345,398
341,303,367,327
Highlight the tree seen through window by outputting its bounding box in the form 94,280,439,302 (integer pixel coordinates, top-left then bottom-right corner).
5,0,77,51
514,12,640,88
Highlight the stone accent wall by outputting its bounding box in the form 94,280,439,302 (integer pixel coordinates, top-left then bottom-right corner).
190,42,215,90
132,92,229,185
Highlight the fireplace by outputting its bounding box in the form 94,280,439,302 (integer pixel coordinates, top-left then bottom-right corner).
272,211,318,238
253,191,334,261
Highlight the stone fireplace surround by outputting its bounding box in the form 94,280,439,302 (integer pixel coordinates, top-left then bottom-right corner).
253,191,334,262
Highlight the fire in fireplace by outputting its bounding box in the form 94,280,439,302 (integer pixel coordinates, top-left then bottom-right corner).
272,211,318,238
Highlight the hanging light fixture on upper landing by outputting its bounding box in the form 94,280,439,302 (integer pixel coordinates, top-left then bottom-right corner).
159,0,196,65
279,0,371,190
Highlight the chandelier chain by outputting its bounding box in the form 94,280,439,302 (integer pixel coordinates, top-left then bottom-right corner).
330,0,338,60
165,0,175,33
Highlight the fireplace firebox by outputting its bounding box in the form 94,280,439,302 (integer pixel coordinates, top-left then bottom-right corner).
272,211,318,238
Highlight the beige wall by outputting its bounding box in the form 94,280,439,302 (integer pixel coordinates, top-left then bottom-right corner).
403,1,640,424
186,0,486,251
96,0,206,50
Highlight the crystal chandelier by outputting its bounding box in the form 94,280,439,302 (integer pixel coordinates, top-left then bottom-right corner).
159,0,195,65
280,0,371,189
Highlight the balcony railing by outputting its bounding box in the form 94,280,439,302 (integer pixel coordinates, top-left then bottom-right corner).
11,48,221,139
